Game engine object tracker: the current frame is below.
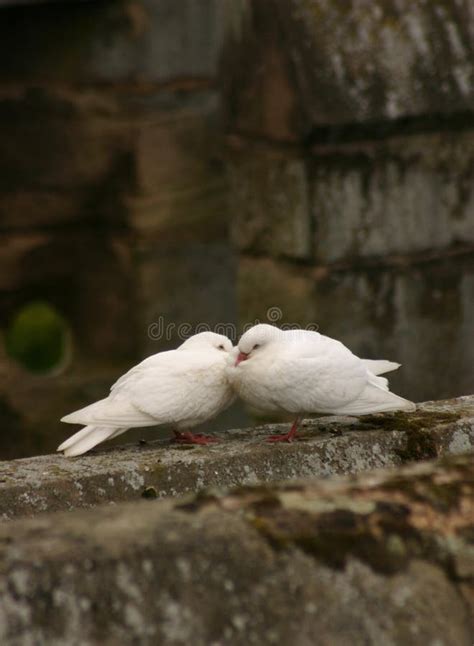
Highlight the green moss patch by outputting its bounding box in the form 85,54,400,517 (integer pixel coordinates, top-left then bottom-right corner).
5,301,71,374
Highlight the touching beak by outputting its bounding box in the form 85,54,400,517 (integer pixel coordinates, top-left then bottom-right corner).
235,351,249,366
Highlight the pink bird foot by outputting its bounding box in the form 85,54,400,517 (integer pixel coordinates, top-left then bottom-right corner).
172,431,219,445
266,416,301,443
266,432,295,443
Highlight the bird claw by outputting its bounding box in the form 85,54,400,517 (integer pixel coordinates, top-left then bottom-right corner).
172,431,219,446
266,433,294,443
265,417,301,444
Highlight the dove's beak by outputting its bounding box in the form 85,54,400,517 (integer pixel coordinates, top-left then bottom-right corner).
235,351,248,366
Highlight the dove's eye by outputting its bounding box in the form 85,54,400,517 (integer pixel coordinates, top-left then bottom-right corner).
218,344,225,350
253,343,260,350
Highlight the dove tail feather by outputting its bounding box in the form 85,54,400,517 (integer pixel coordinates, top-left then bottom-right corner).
57,425,127,457
333,384,416,415
361,359,401,375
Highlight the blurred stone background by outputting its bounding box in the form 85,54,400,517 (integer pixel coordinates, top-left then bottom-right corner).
0,0,473,458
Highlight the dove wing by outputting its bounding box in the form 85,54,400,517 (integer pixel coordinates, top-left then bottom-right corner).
63,351,226,427
124,352,227,424
269,344,368,413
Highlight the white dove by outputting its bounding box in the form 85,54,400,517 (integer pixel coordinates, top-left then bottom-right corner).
58,332,235,457
228,324,416,442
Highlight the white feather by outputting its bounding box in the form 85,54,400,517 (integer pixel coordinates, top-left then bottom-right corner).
60,426,128,457
361,359,401,375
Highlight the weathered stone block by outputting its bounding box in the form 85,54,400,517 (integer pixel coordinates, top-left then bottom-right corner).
238,256,316,328
129,92,228,240
0,88,131,230
0,0,227,84
1,396,473,520
221,0,298,141
0,452,473,644
0,87,227,236
311,130,474,263
227,143,311,259
224,0,474,136
287,0,474,126
137,240,237,354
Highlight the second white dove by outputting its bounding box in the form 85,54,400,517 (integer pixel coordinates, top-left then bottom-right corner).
228,324,415,442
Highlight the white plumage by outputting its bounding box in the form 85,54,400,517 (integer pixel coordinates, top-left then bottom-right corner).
227,324,415,442
58,332,235,456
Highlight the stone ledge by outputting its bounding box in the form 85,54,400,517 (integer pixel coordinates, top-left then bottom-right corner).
224,0,474,137
0,395,473,520
0,451,472,645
